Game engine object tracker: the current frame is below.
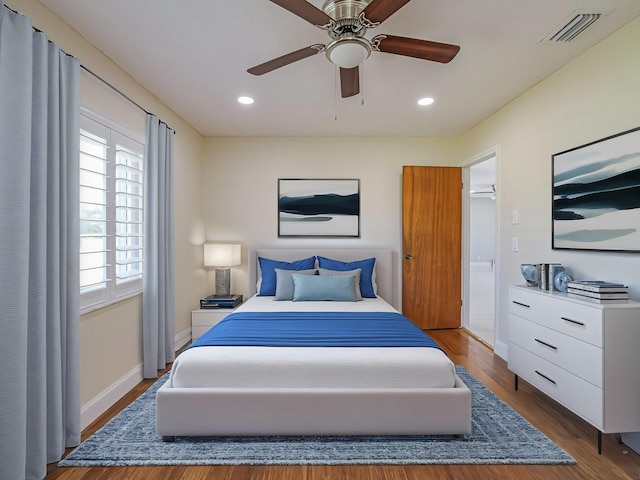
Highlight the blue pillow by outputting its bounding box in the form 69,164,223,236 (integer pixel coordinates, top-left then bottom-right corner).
291,274,357,302
274,268,317,301
316,256,376,298
258,256,316,296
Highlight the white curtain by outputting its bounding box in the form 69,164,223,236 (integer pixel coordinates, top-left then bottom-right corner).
0,4,80,480
143,115,175,378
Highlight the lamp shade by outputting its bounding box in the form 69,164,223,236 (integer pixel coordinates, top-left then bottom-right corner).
204,244,241,267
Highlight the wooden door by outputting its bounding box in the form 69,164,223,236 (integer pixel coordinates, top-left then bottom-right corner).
402,166,462,329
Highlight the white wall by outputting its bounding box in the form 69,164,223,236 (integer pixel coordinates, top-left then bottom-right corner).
459,16,640,354
202,136,460,308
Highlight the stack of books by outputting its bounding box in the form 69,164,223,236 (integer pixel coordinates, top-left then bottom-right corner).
200,294,243,309
532,263,566,291
566,281,629,302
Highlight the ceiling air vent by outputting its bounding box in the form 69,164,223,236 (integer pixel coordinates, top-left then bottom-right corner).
542,10,609,43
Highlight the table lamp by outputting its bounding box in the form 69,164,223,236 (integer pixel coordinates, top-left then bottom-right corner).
204,243,241,296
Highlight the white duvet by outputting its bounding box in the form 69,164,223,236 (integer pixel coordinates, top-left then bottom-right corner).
170,296,456,389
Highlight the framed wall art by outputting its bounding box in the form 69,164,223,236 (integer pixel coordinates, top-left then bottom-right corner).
552,126,640,252
278,178,360,237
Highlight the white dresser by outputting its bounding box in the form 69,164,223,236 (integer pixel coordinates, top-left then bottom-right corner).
508,285,640,453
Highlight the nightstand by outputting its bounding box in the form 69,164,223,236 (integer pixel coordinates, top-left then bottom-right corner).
191,305,241,340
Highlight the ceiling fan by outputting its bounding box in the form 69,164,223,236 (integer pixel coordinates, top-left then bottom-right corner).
247,0,460,98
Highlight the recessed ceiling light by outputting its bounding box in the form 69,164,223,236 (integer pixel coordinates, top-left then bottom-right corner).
238,96,254,105
417,97,435,106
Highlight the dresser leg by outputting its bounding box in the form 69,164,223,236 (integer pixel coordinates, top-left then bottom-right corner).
598,431,602,454
514,374,519,391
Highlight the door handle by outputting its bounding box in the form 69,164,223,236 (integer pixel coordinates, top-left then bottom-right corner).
404,254,413,260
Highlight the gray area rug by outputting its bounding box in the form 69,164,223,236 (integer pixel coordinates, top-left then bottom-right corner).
59,366,575,466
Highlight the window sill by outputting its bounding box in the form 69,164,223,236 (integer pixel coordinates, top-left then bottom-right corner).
80,290,143,316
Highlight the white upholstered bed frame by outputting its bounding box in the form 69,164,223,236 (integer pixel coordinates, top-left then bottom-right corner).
156,248,471,440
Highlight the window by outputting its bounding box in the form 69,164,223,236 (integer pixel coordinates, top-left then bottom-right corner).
79,111,145,312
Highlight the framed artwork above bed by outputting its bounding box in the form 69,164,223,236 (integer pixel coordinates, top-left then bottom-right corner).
278,178,360,237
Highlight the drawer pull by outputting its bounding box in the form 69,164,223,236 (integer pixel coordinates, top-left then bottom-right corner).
561,317,585,327
512,301,531,308
535,370,557,385
534,338,557,350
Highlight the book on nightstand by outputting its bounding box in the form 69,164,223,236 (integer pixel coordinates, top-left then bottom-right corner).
200,294,243,309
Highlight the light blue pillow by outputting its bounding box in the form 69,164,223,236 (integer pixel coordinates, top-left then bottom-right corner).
274,268,317,300
291,274,357,302
318,267,362,300
258,256,316,296
316,256,376,298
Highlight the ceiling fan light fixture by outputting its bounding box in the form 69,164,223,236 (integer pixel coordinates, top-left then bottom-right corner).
325,37,371,68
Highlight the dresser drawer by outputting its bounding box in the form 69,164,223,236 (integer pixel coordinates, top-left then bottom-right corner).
509,287,546,321
509,344,603,428
509,315,603,387
509,287,603,347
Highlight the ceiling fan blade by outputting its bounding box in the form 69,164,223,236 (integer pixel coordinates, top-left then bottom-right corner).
375,35,460,63
270,0,333,26
362,0,412,24
340,67,360,98
248,45,323,76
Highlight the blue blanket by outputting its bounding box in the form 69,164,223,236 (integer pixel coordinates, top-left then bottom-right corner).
189,311,443,350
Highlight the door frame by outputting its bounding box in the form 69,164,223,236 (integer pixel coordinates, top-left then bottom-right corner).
459,146,501,350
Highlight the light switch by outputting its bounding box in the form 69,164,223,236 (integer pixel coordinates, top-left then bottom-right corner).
512,237,519,252
512,209,519,225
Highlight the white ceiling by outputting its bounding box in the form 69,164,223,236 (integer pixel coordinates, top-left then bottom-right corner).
39,0,640,137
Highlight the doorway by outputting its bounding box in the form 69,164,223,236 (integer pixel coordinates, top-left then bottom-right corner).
463,152,497,346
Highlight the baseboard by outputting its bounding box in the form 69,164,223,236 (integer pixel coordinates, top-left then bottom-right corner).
175,326,191,350
81,364,143,430
81,327,192,430
493,339,508,361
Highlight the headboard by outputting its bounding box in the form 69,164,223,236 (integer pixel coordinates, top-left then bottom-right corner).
248,248,393,303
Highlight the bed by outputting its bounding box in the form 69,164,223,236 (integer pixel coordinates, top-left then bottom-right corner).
156,248,471,440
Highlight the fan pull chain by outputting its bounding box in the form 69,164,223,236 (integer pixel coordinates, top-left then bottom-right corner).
360,62,365,106
334,66,338,120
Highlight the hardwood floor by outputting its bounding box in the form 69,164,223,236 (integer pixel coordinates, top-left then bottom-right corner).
46,328,640,480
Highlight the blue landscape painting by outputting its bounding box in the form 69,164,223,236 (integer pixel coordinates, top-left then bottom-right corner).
552,127,640,251
278,179,360,237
